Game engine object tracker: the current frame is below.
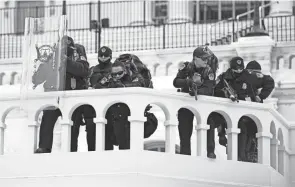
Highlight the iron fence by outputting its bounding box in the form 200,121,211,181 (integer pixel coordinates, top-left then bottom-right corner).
0,1,294,59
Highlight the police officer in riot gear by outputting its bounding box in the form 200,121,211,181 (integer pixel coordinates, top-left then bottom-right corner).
173,45,226,159
89,46,116,150
34,35,89,153
246,60,275,103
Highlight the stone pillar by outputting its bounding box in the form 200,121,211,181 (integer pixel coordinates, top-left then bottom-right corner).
270,139,279,169
168,0,191,22
269,0,293,17
256,132,272,165
234,36,276,76
27,121,39,154
195,124,209,157
60,120,71,152
164,120,177,154
226,128,240,161
129,116,146,151
278,145,285,175
0,122,6,155
94,117,107,152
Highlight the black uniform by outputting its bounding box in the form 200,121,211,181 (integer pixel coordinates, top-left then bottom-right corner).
34,36,89,153
246,60,275,103
88,46,116,150
173,46,224,158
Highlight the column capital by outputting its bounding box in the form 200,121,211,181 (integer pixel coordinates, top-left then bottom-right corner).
94,117,107,124
28,120,39,127
164,120,177,126
195,124,209,130
128,116,146,123
0,122,6,129
271,139,279,145
256,132,273,139
226,128,240,134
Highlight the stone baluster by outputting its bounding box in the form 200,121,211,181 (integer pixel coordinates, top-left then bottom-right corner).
27,120,39,154
256,132,272,165
196,124,209,157
129,116,146,151
94,117,107,152
60,120,72,152
226,128,241,161
164,120,177,154
271,139,279,169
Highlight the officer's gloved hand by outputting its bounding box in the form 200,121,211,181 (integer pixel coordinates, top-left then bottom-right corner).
111,80,125,88
94,83,104,89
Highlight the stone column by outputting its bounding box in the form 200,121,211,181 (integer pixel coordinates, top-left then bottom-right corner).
94,117,107,152
60,120,71,152
226,128,240,161
256,132,272,165
129,116,146,151
269,0,293,17
270,139,279,169
195,124,209,157
27,120,39,154
0,122,6,155
234,36,276,76
164,120,177,154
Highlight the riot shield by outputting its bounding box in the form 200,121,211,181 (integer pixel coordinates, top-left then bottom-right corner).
21,15,67,110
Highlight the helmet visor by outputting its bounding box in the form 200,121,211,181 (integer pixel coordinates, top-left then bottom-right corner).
98,56,111,62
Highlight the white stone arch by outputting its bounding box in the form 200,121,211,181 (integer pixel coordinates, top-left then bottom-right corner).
165,62,173,76
1,106,21,125
208,110,232,129
102,100,131,118
276,56,284,70
270,121,277,169
289,55,295,69
10,72,18,85
153,63,160,76
144,140,180,153
278,128,284,175
68,102,96,122
178,105,202,125
149,101,170,122
35,104,62,123
0,72,5,85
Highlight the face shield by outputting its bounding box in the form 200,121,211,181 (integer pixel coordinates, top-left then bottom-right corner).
111,66,126,80
98,55,111,63
193,56,208,68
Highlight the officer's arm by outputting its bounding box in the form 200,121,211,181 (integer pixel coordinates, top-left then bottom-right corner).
89,72,103,87
66,57,89,78
124,74,145,87
173,64,191,88
214,74,226,97
259,75,275,99
32,62,50,85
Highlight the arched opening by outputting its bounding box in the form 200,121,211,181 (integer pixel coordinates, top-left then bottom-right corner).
0,72,5,85
278,128,284,175
176,107,200,156
153,63,160,76
104,102,131,150
10,72,17,85
207,111,229,160
270,122,277,169
276,56,284,70
238,116,258,163
165,62,173,76
70,104,96,152
2,107,26,155
289,55,295,69
144,140,180,154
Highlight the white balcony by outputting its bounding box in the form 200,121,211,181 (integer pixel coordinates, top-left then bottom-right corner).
0,88,293,187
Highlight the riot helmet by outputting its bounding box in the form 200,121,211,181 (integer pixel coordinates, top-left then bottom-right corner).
60,35,75,57
192,45,214,68
230,56,244,74
98,46,112,64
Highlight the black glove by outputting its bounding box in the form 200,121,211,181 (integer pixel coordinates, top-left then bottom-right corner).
144,104,152,116
109,80,125,88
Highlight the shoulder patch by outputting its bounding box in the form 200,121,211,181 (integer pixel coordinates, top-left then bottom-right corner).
256,72,264,78
132,77,139,82
208,73,215,80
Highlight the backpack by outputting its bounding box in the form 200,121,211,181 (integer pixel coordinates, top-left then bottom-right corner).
116,54,153,88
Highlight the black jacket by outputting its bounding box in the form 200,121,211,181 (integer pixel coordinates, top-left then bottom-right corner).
89,62,112,89
215,69,256,101
173,62,216,96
